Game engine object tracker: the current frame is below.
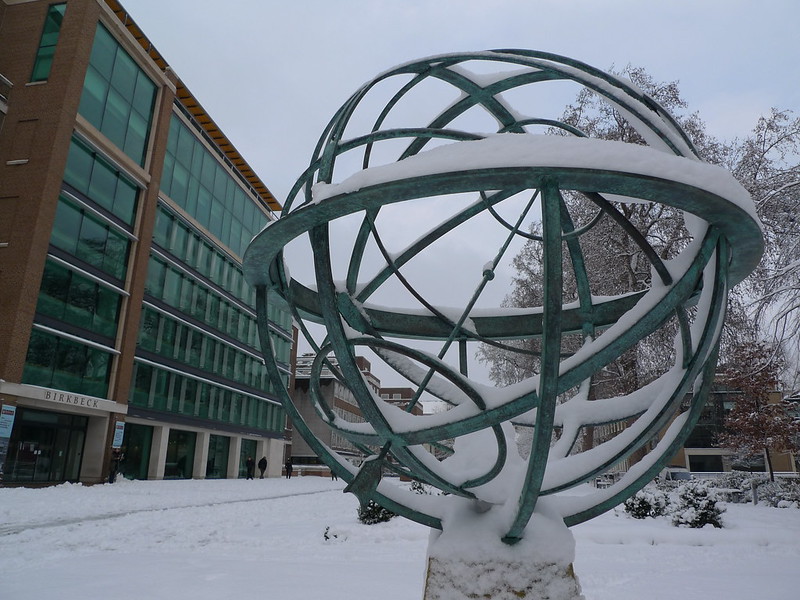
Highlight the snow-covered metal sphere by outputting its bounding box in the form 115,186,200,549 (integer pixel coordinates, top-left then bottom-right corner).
244,51,762,543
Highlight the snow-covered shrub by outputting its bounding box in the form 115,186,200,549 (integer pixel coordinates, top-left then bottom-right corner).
753,478,800,508
357,500,396,525
670,479,725,528
323,525,348,542
707,472,800,507
713,470,757,494
708,471,765,503
653,475,689,493
624,487,670,519
411,480,432,495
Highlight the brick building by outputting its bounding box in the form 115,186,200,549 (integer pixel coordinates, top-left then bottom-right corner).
0,0,292,484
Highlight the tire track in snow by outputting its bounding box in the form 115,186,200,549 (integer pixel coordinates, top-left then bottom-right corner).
0,488,337,537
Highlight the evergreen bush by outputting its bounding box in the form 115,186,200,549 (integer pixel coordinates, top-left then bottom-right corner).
670,479,725,528
357,500,397,525
624,487,670,519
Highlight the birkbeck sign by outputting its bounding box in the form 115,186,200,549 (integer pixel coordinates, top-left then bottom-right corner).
0,381,126,414
44,389,102,409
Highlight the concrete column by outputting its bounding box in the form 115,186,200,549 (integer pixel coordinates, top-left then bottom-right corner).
193,431,210,479
149,424,169,480
80,414,110,484
227,435,242,479
266,438,285,478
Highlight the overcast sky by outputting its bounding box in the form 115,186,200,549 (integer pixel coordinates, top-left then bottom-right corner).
123,0,798,204
121,0,799,388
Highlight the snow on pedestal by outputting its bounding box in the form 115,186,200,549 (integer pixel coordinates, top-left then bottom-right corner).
423,497,585,600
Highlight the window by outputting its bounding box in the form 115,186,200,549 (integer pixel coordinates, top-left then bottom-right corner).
206,434,229,479
78,23,156,166
30,4,67,82
161,114,269,257
35,260,122,339
64,137,140,226
144,257,166,297
23,330,113,397
51,196,130,281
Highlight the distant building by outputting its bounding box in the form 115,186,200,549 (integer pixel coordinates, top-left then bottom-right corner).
290,354,423,475
290,353,367,474
379,387,424,416
664,386,798,475
0,0,292,485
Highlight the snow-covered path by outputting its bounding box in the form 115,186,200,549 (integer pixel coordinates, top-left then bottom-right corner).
1,478,798,599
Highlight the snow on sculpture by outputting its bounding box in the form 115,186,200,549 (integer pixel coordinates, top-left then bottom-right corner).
244,51,762,598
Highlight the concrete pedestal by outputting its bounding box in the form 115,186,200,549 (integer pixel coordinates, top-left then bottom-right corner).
421,499,585,600
423,556,584,600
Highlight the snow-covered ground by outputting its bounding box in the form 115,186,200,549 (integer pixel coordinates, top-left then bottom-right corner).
1,477,798,599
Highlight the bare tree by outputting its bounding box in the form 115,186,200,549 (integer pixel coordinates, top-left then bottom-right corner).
727,109,800,390
479,66,712,399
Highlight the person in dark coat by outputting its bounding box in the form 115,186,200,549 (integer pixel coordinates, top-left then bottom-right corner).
245,456,255,480
285,459,293,479
258,456,267,478
108,448,124,483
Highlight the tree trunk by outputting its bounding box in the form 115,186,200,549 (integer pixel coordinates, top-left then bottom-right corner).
764,447,775,482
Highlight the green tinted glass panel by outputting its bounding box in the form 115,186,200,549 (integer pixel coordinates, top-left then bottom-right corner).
161,114,269,257
23,329,112,397
104,229,128,279
78,65,108,125
121,421,153,480
50,198,81,254
36,261,70,320
114,177,138,224
78,23,156,166
110,50,137,98
145,257,166,297
30,4,66,82
64,138,93,195
76,216,107,269
63,137,140,226
52,196,130,280
88,22,115,78
88,157,118,211
101,88,130,149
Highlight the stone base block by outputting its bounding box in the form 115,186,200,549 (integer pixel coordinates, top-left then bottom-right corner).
423,556,585,600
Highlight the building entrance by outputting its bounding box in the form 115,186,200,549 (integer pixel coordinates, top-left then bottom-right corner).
3,408,87,483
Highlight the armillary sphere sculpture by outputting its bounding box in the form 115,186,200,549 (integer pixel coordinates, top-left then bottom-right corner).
244,50,762,598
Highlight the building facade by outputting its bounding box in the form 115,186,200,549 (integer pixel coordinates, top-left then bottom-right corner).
290,353,371,475
667,387,798,475
290,355,427,476
0,0,292,485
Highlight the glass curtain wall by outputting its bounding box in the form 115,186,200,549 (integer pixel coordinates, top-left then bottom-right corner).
77,23,156,166
131,108,291,441
206,434,230,479
23,22,156,400
159,114,268,257
120,423,153,480
165,429,196,479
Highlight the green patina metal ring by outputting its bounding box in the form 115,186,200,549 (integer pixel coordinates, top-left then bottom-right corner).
244,50,763,542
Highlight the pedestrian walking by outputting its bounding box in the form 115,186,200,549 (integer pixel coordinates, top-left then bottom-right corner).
285,459,293,479
258,456,267,478
245,456,255,480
